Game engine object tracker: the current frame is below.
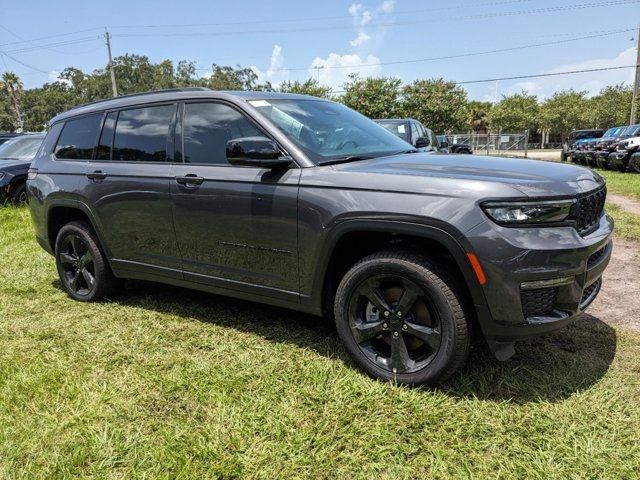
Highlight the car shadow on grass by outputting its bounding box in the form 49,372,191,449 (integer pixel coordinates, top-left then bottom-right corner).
55,279,617,404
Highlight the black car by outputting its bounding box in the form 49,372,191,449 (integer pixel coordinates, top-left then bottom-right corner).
374,118,439,152
608,124,640,172
27,89,612,386
437,135,472,154
563,129,604,163
593,126,626,169
0,133,45,204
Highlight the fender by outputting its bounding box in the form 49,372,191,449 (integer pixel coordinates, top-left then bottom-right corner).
300,216,493,330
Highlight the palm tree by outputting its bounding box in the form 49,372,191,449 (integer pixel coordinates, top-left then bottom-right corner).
0,72,24,132
467,101,492,134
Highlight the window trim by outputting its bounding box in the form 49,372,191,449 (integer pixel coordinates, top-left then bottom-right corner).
178,99,298,168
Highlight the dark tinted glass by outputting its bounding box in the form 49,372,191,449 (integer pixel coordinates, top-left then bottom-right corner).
112,105,174,162
96,111,117,160
183,102,262,165
54,114,102,159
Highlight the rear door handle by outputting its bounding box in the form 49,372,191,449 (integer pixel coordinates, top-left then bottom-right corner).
86,170,107,181
175,174,204,187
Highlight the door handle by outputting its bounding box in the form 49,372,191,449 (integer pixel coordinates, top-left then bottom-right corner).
86,170,107,181
175,174,204,187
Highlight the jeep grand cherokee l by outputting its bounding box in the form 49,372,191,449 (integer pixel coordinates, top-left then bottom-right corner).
27,88,613,386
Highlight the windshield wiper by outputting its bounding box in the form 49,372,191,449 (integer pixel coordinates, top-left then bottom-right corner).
319,155,374,166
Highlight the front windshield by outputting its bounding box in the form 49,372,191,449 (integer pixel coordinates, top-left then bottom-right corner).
0,136,44,160
622,125,640,137
603,128,620,138
249,99,412,163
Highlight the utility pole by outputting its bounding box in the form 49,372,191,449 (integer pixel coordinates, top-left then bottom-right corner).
104,29,118,97
313,65,324,83
631,24,640,125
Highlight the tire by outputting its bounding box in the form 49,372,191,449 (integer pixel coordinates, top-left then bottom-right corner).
54,220,119,301
629,156,640,174
10,182,27,205
334,250,471,386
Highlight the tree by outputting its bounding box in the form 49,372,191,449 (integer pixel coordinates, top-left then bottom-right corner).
466,100,492,133
0,72,24,131
489,92,539,133
206,64,272,91
402,78,467,133
278,78,332,98
539,90,590,139
341,74,403,119
588,84,633,129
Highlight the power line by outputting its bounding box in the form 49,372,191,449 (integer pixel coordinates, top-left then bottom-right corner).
112,0,640,38
0,27,104,47
4,36,103,55
193,28,635,72
0,49,50,74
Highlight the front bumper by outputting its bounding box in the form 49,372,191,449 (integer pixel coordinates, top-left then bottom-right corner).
465,211,613,345
609,151,630,169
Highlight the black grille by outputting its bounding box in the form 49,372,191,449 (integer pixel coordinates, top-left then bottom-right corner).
521,287,558,318
576,187,606,235
580,278,602,309
587,246,607,268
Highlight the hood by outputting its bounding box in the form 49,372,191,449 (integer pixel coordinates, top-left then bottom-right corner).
0,158,31,172
301,153,604,199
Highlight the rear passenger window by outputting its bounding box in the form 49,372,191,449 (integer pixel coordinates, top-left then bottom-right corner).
112,105,174,162
54,114,102,159
183,102,262,165
96,111,117,160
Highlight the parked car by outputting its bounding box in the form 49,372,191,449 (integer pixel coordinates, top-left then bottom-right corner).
623,134,640,173
436,135,472,154
593,126,626,169
0,133,46,204
27,88,612,386
0,132,22,146
374,118,439,152
562,129,604,162
571,138,593,165
608,124,640,172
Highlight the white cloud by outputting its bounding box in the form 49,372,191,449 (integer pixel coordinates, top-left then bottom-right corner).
309,53,381,90
48,71,59,82
379,0,395,13
252,44,287,85
349,4,373,27
502,46,636,99
350,31,371,47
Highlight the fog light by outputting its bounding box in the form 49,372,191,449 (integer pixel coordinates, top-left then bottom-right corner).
521,277,573,290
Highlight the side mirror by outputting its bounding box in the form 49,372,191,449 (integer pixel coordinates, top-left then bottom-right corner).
415,137,431,148
226,137,292,169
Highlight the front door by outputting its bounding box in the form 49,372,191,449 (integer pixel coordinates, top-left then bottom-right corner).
170,101,300,298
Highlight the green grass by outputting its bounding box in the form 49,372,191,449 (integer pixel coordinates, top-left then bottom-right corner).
606,203,640,241
598,170,640,201
1,206,640,479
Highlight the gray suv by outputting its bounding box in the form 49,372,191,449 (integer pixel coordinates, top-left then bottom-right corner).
27,88,613,386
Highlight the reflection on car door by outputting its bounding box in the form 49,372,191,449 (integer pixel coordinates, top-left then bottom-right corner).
71,104,181,277
170,101,300,300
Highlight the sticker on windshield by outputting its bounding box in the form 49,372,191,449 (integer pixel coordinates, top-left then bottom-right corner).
397,125,406,134
249,100,271,107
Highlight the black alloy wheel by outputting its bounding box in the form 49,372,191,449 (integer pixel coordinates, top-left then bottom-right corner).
58,233,96,297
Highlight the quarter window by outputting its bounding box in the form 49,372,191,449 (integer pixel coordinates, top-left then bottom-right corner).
54,114,102,159
183,102,262,165
112,105,174,162
96,111,117,160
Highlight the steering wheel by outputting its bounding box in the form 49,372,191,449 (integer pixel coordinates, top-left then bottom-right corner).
338,140,359,151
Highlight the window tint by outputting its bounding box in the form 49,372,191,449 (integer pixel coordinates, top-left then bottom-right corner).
54,114,102,159
112,105,174,162
96,111,117,160
183,102,262,165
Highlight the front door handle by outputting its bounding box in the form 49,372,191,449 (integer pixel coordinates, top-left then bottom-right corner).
175,174,204,188
86,170,107,181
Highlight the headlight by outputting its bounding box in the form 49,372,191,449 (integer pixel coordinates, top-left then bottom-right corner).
482,199,575,225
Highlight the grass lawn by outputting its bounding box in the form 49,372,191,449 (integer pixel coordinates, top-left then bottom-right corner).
598,170,640,200
1,206,640,478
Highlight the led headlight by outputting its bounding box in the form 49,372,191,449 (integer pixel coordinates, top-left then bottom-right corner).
482,199,575,225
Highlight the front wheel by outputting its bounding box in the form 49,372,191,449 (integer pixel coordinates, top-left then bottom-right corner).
10,182,27,204
629,156,640,174
334,250,471,386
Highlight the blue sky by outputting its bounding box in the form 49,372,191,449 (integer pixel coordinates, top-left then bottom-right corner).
1,0,639,100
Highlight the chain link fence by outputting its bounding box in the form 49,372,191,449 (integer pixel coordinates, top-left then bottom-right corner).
444,132,530,156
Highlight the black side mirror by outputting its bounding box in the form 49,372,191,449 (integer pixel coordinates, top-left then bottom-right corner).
415,137,431,148
226,137,292,169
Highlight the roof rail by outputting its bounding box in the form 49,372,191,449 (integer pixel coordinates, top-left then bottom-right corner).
68,87,211,111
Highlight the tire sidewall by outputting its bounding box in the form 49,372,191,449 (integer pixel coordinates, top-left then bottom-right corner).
335,257,463,386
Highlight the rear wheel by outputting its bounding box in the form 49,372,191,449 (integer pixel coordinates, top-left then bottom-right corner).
629,156,640,174
334,250,471,386
55,221,119,301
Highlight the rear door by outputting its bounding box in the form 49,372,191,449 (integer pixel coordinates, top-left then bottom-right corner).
70,104,181,278
170,100,300,299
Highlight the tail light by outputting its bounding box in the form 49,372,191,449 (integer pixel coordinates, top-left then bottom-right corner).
27,168,38,180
